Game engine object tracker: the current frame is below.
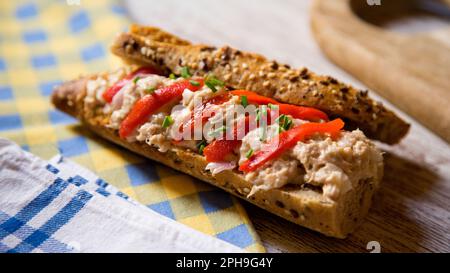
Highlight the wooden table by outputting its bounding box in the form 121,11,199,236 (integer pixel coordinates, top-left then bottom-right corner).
125,0,450,252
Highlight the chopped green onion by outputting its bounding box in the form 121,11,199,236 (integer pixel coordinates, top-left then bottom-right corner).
268,103,278,110
275,114,292,132
169,73,176,79
255,108,260,122
278,125,285,134
245,148,254,159
208,126,227,137
241,95,248,108
133,76,141,84
189,80,200,86
205,74,224,93
258,105,268,125
284,118,293,130
261,105,267,118
205,82,216,92
196,140,206,148
259,126,267,142
181,67,192,79
145,87,156,94
162,116,174,128
198,144,206,155
197,140,207,155
275,114,286,123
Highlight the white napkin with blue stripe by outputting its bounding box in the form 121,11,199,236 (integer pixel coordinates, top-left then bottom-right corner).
0,138,242,253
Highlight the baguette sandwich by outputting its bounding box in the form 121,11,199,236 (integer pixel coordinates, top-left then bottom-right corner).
51,25,409,238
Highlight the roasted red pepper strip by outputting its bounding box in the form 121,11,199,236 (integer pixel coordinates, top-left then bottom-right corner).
278,104,328,122
181,93,231,136
239,118,345,172
204,139,241,162
203,91,328,163
103,67,159,103
230,90,328,121
204,115,261,162
230,90,278,105
119,79,203,138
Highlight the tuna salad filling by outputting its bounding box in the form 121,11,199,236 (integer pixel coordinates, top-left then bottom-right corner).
84,66,383,201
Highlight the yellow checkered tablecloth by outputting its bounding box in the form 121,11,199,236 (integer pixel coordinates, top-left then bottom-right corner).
0,0,265,252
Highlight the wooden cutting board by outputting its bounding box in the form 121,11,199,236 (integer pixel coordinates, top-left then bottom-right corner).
310,0,450,143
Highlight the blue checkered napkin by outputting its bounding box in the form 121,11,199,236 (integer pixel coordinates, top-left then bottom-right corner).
47,155,142,207
0,138,242,253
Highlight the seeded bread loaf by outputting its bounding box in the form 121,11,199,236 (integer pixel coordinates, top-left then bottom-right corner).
52,78,379,238
111,24,409,144
50,25,398,238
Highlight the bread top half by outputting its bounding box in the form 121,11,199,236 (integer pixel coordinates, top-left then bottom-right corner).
109,24,409,145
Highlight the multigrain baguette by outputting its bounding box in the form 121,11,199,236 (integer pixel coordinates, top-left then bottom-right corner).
50,25,401,238
111,24,409,144
52,78,378,238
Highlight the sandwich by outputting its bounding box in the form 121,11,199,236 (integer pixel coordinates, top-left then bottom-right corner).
51,25,409,238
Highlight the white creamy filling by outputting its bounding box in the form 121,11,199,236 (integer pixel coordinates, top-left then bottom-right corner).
239,126,272,163
108,74,175,130
131,77,225,152
294,130,382,200
171,86,239,144
169,105,192,140
240,129,383,201
205,162,237,175
183,86,227,110
238,119,302,165
135,112,171,152
108,83,138,130
90,70,383,202
245,157,303,197
84,67,129,109
85,77,107,105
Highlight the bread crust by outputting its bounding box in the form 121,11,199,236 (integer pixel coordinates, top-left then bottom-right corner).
110,25,409,144
52,79,378,238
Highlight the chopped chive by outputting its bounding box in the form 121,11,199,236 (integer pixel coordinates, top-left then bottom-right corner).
145,87,156,94
205,74,224,93
275,114,292,132
205,81,217,92
283,116,292,130
245,148,254,159
283,116,289,126
284,118,293,130
197,140,207,155
259,126,267,142
196,139,206,148
261,105,267,118
162,116,174,128
208,126,227,137
189,80,200,86
206,74,224,86
255,109,260,122
241,95,248,108
133,76,141,84
181,66,192,79
169,73,176,79
275,114,286,123
258,105,268,125
278,125,285,133
268,103,278,110
198,144,206,155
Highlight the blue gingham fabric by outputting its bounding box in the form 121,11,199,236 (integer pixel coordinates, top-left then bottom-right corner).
0,138,241,253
